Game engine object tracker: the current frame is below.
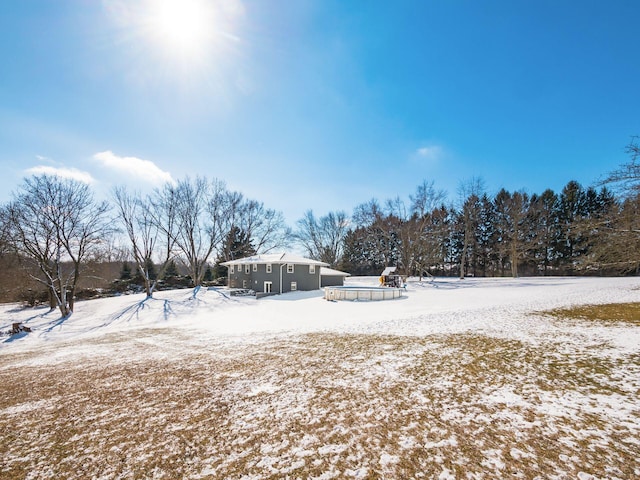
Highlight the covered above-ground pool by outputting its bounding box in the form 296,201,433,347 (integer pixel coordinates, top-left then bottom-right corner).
324,285,405,301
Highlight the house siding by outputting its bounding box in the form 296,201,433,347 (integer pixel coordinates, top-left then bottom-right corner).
229,264,252,289
251,265,281,293
321,275,346,287
283,265,320,292
227,263,322,294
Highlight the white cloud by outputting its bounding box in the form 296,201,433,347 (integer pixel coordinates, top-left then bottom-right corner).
93,150,174,185
25,165,95,184
416,145,444,162
35,155,54,163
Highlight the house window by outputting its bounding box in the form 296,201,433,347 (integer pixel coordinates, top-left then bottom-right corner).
253,264,257,272
287,264,294,274
309,264,315,274
243,280,247,288
291,281,297,291
266,264,272,273
230,265,234,274
245,264,250,274
264,281,272,293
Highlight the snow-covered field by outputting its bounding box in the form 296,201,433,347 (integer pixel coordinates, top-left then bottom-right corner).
1,276,639,479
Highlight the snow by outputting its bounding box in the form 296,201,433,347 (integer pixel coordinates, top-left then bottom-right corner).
1,276,639,478
220,252,329,266
1,276,637,352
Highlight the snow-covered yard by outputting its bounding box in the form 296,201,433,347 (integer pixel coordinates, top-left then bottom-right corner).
1,277,639,479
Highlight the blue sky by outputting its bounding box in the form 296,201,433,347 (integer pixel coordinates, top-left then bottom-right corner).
1,0,639,224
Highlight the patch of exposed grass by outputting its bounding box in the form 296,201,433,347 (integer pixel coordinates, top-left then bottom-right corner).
542,302,640,325
0,332,639,479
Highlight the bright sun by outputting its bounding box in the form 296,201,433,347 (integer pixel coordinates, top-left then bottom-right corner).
147,0,215,59
106,0,244,82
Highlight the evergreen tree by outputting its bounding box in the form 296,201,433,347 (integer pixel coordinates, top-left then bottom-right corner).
120,261,132,280
476,194,498,276
134,257,157,284
558,181,588,271
340,227,385,275
431,205,455,276
145,257,157,280
493,189,515,276
457,193,481,278
164,260,179,278
529,189,561,275
203,265,213,282
223,226,256,261
213,226,256,280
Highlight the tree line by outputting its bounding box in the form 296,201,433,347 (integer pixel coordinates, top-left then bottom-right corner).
333,179,639,278
0,176,290,316
295,137,640,277
1,138,638,314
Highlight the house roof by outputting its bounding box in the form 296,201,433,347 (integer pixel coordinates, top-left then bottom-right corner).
220,252,329,267
320,267,350,277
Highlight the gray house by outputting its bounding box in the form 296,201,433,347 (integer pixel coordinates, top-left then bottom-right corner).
320,267,350,287
221,253,329,296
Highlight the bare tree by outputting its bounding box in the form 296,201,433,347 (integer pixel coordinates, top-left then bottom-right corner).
588,195,640,274
294,210,349,266
152,177,234,287
113,186,177,297
349,184,447,277
591,137,640,274
352,199,385,229
5,175,110,317
383,181,447,277
232,197,290,254
0,206,9,256
347,199,397,271
600,136,640,196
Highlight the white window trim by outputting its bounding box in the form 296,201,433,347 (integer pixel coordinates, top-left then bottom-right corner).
266,264,272,273
291,281,297,291
287,264,294,274
242,280,247,288
309,264,315,274
230,265,234,274
245,264,250,274
253,264,257,272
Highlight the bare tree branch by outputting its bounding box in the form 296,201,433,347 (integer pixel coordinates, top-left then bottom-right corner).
5,175,111,316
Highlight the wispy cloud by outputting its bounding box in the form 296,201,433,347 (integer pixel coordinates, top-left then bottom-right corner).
25,165,95,184
415,145,444,162
93,151,174,185
35,154,54,163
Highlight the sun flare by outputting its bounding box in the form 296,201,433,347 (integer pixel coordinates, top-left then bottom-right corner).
147,0,215,59
105,0,245,84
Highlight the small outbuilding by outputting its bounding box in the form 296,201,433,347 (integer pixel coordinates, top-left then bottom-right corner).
320,267,350,287
380,266,403,287
221,253,329,297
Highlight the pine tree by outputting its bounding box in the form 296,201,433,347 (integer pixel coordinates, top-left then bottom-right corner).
134,257,157,284
223,226,256,261
145,257,157,280
558,181,588,271
203,265,213,282
529,189,561,275
164,260,178,278
120,261,132,280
